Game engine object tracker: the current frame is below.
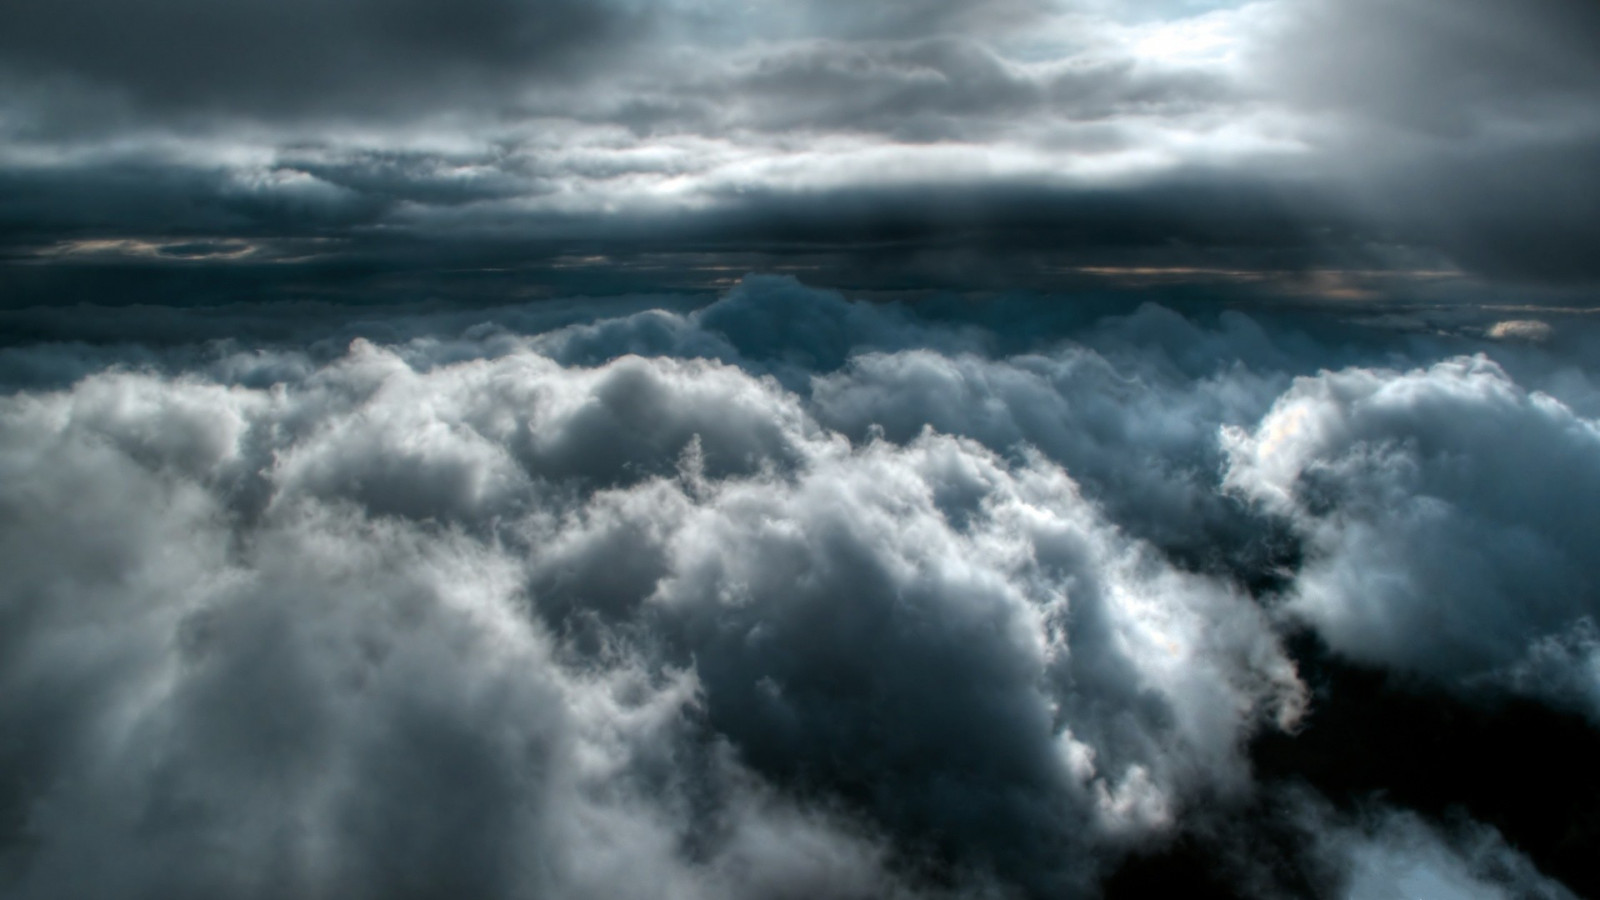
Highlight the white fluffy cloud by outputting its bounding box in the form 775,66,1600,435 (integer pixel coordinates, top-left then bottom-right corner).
0,362,918,900
4,279,1599,895
1224,355,1600,713
0,305,1306,896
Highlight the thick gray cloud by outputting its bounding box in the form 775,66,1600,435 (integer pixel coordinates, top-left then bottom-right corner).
1259,0,1600,134
0,0,644,117
1224,355,1600,717
1255,0,1600,284
3,0,1597,294
782,0,1057,41
4,1,1600,894
682,36,1235,141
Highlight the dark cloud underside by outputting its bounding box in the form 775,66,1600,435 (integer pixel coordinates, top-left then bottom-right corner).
2,0,1598,292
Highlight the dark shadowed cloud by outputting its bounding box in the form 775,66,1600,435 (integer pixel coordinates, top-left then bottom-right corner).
2,0,1598,296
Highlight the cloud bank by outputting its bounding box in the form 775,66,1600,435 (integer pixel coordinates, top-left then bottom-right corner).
3,0,1598,299
1,277,1596,897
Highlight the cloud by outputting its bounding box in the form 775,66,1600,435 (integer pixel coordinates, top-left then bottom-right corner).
1252,0,1600,285
806,304,1296,569
638,430,1302,889
0,0,645,118
3,276,1600,896
4,1,1599,292
785,0,1057,41
0,291,1313,897
1257,0,1600,135
1322,807,1577,900
1487,319,1554,342
1224,355,1600,714
0,354,921,899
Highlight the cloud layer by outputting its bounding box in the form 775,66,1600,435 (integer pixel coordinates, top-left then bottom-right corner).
2,277,1597,897
3,0,1598,297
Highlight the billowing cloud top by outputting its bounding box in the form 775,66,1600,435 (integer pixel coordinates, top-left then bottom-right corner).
3,0,1599,302
2,276,1599,897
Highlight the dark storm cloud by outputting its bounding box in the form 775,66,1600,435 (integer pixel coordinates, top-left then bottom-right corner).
0,0,645,118
1256,0,1600,285
0,163,1335,252
0,156,1391,309
686,178,1349,265
0,159,390,240
3,0,1599,291
281,149,538,208
1343,135,1600,285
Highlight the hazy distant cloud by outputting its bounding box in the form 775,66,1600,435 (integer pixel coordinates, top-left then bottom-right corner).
1487,320,1554,343
1259,0,1600,134
1253,0,1600,284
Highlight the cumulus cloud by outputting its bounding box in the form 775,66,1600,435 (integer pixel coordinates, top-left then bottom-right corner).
0,288,1316,897
5,0,1600,893
806,304,1296,568
2,277,1599,896
1224,355,1600,714
0,356,918,898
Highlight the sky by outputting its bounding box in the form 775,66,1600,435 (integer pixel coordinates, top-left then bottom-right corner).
2,2,1600,899
3,0,1599,302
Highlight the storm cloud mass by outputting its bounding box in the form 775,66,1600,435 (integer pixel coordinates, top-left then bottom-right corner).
3,1,1600,898
3,0,1600,299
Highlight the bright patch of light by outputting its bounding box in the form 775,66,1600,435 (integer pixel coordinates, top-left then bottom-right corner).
1129,12,1247,67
